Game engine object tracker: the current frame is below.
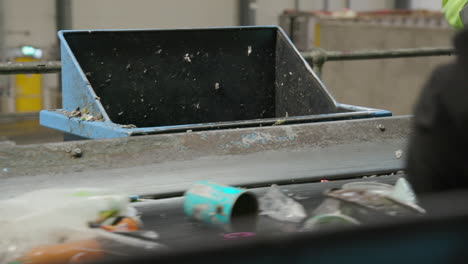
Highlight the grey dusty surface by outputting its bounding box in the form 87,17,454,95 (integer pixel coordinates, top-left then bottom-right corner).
0,116,410,199
0,140,404,199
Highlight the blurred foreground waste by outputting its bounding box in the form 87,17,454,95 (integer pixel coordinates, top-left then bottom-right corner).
259,184,307,223
0,188,164,264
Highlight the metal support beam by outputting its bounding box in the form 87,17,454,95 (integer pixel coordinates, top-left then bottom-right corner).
294,0,300,11
239,0,256,26
307,47,455,61
395,0,411,9
345,0,351,9
55,0,72,92
0,61,61,74
56,0,72,31
308,48,327,78
0,0,5,61
302,47,455,78
323,0,329,11
0,47,455,76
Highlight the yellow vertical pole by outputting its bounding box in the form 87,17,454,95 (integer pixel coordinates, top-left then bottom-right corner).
314,23,321,47
14,57,42,112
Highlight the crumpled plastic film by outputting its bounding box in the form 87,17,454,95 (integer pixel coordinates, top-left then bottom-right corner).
259,185,307,223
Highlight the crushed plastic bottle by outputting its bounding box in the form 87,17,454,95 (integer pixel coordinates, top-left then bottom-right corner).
342,178,419,206
259,185,307,223
303,177,424,232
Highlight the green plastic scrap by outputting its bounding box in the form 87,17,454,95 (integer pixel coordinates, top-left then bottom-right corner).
272,119,286,126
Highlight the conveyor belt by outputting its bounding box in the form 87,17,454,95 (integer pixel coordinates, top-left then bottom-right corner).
135,175,400,248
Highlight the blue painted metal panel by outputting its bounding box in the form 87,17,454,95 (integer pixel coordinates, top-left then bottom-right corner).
60,37,110,121
338,104,393,118
40,110,130,139
40,26,393,139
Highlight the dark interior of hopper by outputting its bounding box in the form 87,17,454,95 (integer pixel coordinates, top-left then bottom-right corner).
64,27,337,128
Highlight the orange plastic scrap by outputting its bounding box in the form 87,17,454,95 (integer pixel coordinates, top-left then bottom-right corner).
13,218,141,263
16,239,104,264
100,217,140,232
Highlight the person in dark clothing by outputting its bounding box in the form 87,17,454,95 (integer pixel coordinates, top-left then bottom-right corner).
407,28,468,194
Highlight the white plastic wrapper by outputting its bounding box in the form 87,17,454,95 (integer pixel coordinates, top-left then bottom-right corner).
0,188,133,263
259,185,307,223
390,178,418,205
